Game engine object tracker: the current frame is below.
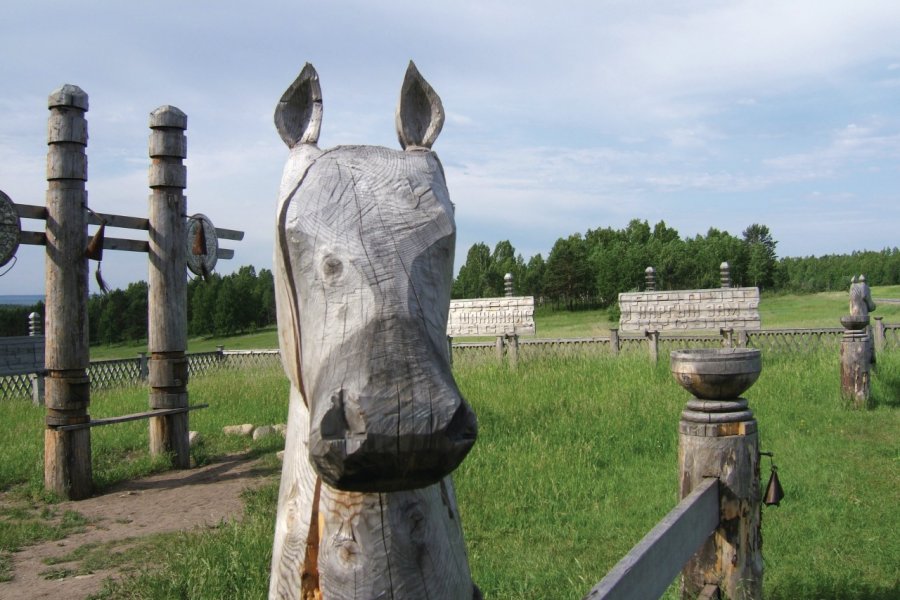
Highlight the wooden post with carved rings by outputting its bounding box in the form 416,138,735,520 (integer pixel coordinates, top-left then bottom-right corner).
43,85,93,500
147,106,190,468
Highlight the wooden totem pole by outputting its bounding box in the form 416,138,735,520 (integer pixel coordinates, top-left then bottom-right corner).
840,275,876,407
269,63,479,599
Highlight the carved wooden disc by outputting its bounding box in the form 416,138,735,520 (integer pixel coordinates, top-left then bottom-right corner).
0,190,21,268
186,213,218,276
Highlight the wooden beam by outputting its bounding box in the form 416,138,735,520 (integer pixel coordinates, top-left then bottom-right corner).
89,211,149,230
216,227,244,241
16,203,47,219
102,236,149,253
583,477,719,600
216,248,234,260
54,404,208,431
19,231,47,246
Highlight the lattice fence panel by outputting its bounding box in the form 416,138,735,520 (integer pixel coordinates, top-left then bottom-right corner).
451,343,496,369
88,358,143,390
659,336,722,355
518,338,610,363
0,374,33,400
223,350,282,371
747,329,843,353
188,352,226,377
884,325,900,351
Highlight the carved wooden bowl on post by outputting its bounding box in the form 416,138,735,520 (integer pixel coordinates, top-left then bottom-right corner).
670,348,763,600
269,63,480,600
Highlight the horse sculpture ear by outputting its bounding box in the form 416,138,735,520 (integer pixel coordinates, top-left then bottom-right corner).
396,61,445,150
275,63,323,148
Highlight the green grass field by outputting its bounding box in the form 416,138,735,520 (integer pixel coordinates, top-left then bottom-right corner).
3,288,899,597
2,346,897,598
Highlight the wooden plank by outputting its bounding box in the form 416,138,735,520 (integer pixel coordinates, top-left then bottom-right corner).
215,227,244,241
102,236,149,253
88,211,149,230
54,404,208,431
583,477,719,600
216,248,234,260
16,203,47,219
19,231,47,246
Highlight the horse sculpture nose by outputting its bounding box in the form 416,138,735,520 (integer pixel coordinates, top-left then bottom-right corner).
310,381,477,493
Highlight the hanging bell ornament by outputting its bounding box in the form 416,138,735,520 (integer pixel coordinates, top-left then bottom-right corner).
85,222,106,261
192,221,207,256
764,466,784,507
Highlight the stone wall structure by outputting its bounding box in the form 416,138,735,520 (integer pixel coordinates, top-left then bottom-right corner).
619,288,761,332
448,296,536,336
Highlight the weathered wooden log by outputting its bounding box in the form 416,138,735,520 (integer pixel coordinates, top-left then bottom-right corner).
840,329,872,408
647,330,660,364
873,316,884,353
270,62,477,599
147,105,190,467
44,84,93,500
506,332,519,369
609,328,619,355
495,335,504,364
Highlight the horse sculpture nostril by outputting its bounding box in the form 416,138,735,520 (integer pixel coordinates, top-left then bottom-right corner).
446,401,478,442
320,392,349,440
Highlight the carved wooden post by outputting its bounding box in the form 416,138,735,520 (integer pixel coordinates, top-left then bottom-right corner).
609,328,619,356
840,330,872,408
840,275,876,408
721,328,734,348
148,105,190,468
44,84,92,499
495,335,504,364
447,335,453,367
647,330,660,364
673,349,763,600
504,272,514,297
737,329,748,348
29,312,45,406
645,266,656,292
506,332,519,369
138,352,149,381
720,262,731,288
873,316,885,353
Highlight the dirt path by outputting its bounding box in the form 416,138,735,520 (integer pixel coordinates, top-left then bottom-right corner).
0,454,278,600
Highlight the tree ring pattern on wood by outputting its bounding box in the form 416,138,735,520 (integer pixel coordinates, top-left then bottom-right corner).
186,213,218,276
0,190,21,268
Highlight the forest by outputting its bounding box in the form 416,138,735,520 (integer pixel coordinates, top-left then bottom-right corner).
2,220,899,341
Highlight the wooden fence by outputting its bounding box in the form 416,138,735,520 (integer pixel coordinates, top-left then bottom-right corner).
453,320,899,367
2,322,896,400
0,348,282,401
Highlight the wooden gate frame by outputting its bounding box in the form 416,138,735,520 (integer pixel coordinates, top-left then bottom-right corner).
11,84,243,500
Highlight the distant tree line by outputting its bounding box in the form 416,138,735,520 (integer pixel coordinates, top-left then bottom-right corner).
3,219,899,339
453,220,900,310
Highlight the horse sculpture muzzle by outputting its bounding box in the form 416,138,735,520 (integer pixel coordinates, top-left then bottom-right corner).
275,66,478,493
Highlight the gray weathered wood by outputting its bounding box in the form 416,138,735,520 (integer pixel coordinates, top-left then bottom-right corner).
43,84,93,500
583,477,719,600
679,421,761,599
55,404,208,431
270,62,477,600
841,330,872,407
147,105,190,468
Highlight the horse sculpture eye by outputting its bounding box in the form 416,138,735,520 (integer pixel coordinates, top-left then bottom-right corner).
322,256,343,280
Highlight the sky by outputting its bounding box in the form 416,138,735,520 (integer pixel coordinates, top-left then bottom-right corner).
2,0,900,295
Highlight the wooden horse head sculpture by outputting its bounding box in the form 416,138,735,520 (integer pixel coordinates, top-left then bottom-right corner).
270,62,480,600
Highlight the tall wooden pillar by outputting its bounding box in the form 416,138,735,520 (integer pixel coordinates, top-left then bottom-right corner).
679,401,762,599
840,329,872,408
44,85,93,499
148,106,190,468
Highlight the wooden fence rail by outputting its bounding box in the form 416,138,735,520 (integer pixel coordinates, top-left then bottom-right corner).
584,478,719,600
